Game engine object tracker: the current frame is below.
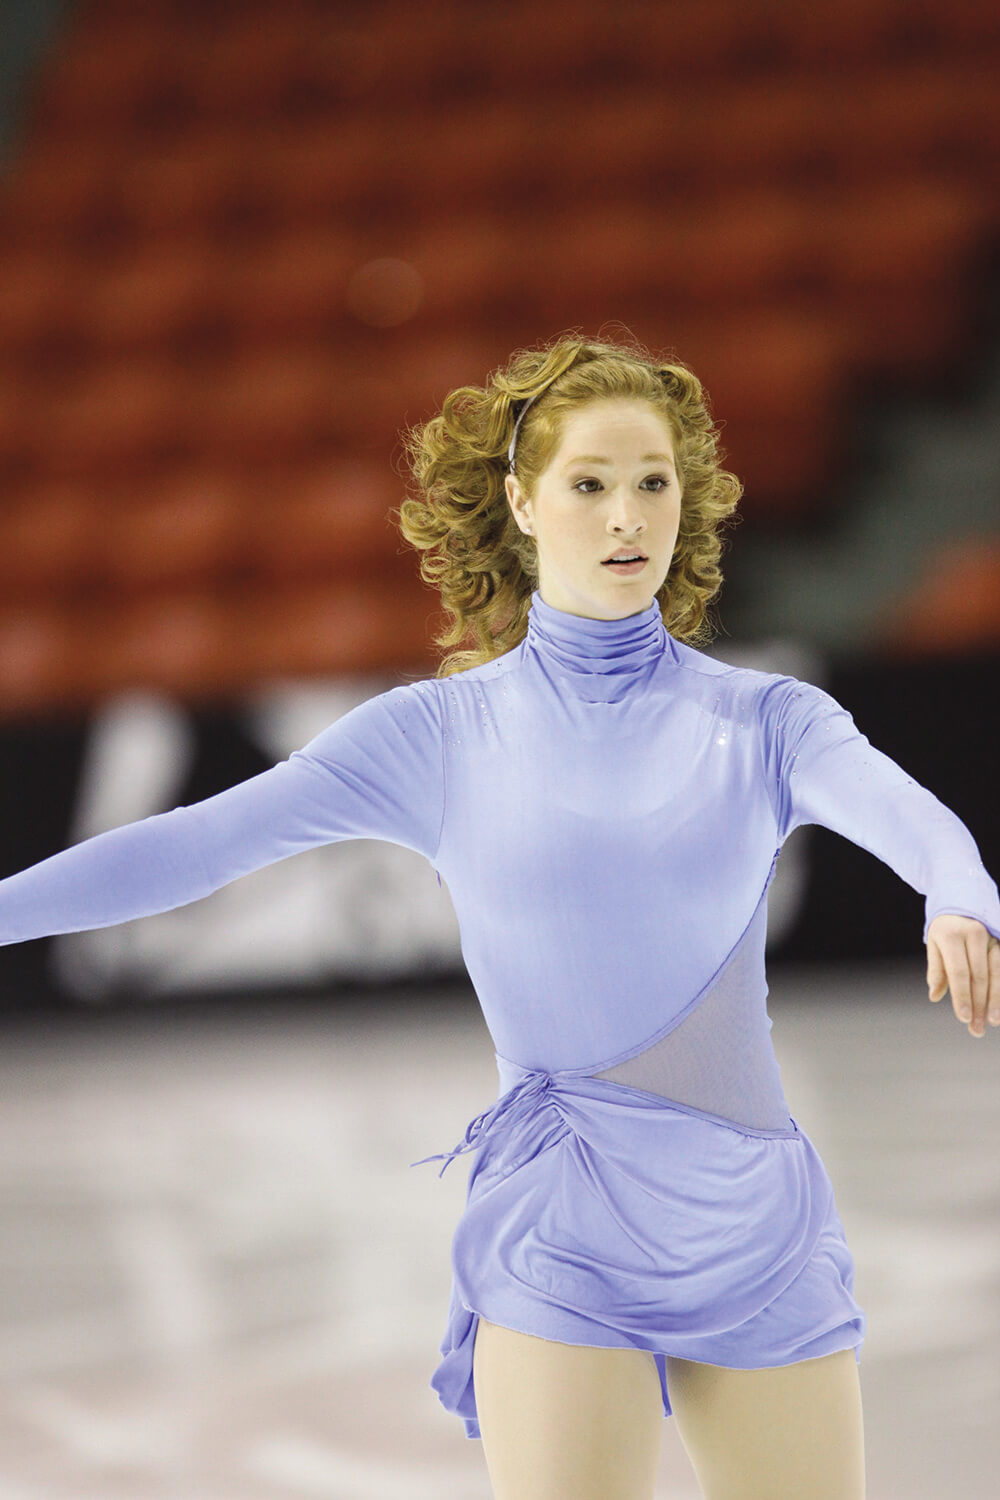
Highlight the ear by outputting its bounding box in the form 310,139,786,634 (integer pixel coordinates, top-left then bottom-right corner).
505,473,530,533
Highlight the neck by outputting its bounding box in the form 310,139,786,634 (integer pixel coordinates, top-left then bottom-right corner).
524,588,672,703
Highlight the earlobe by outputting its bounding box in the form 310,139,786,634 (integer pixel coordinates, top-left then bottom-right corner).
505,476,532,536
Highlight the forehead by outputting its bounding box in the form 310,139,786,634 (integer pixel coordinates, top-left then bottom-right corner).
556,399,676,456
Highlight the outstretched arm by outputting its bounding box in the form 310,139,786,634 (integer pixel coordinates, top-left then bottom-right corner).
758,675,1000,1042
0,681,444,947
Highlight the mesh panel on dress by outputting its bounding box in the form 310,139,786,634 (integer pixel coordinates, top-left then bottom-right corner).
590,898,792,1132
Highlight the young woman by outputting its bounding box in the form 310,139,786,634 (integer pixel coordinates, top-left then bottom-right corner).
1,333,997,1500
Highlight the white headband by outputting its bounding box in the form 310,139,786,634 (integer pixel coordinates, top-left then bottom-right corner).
507,393,540,473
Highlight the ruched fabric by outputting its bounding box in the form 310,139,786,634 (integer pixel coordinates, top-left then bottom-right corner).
412,1046,864,1439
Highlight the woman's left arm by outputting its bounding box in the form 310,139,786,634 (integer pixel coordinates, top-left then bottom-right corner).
926,914,1000,1037
757,674,1000,1043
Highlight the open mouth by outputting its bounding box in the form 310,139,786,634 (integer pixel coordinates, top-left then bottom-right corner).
602,557,648,573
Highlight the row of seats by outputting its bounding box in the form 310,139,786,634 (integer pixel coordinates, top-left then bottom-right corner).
0,460,402,595
0,306,855,512
8,63,999,245
0,575,435,720
0,296,979,525
0,187,983,426
2,533,996,721
30,0,1000,138
0,177,988,358
1,350,850,596
0,274,980,449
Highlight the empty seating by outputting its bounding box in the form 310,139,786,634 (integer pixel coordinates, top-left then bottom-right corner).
42,359,190,477
0,0,996,721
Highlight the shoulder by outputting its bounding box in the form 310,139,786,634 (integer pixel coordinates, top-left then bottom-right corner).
423,643,525,695
300,676,446,757
670,640,847,726
669,637,791,697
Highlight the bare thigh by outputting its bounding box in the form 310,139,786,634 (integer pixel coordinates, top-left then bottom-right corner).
472,1315,664,1500
664,1347,866,1500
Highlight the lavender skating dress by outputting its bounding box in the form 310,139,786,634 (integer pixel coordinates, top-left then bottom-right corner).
2,589,998,1439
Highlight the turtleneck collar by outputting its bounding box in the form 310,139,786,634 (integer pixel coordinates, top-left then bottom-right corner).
524,588,674,703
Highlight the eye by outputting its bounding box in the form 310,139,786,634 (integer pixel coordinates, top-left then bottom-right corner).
573,476,671,493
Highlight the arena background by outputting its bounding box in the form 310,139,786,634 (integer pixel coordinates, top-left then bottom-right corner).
0,2,997,1496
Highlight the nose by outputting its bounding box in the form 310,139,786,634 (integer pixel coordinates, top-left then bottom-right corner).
610,503,646,536
607,490,647,527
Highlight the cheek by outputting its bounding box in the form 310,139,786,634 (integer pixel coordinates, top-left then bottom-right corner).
541,500,579,539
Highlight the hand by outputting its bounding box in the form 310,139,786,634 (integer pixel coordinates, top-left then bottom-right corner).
926,914,1000,1038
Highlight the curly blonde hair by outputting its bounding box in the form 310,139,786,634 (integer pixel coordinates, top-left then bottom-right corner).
391,328,743,678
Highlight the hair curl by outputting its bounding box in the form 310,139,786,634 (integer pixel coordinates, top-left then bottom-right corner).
391,328,743,677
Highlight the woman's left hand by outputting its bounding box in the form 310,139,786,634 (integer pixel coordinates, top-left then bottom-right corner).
926,914,1000,1037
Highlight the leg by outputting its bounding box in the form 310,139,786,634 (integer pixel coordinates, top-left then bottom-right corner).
472,1315,664,1500
665,1347,865,1500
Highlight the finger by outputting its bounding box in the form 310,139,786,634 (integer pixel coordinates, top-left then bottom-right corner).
927,940,947,1002
965,935,990,1035
941,939,973,1028
952,965,978,1031
953,980,973,1028
989,941,1000,1026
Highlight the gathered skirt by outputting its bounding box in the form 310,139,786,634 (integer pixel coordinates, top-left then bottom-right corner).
411,1052,865,1440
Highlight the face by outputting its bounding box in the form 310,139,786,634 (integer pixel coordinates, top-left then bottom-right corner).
505,398,682,620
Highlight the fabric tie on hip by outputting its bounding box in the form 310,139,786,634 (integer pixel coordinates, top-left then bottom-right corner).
410,1065,557,1179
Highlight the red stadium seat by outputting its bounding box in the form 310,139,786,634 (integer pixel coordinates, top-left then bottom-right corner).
818,179,990,292
676,308,851,516
238,456,401,579
0,364,44,469
27,23,169,137
252,119,404,222
827,64,1000,181
238,576,437,679
0,144,115,244
0,482,104,598
216,227,358,342
0,602,87,718
175,13,314,122
89,588,242,700
114,128,253,238
93,465,247,591
191,347,350,462
400,103,549,209
42,358,191,477
788,0,1000,66
405,217,515,317
80,241,226,351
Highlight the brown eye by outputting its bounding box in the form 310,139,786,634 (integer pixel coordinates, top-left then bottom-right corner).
573,477,670,493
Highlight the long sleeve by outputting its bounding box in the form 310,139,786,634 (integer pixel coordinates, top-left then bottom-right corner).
757,675,1000,945
0,680,444,947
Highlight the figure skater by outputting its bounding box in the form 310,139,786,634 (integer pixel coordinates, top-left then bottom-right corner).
1,332,997,1500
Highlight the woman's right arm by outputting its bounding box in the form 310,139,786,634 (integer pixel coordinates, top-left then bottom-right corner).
0,680,445,946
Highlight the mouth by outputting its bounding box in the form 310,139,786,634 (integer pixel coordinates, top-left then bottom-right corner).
601,556,648,574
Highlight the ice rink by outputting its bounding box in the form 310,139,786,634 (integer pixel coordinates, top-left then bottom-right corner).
0,959,997,1499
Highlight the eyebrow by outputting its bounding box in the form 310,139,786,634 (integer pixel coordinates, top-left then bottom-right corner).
562,453,675,468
